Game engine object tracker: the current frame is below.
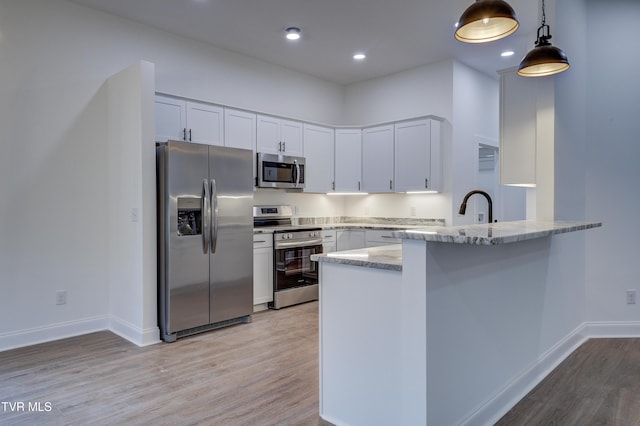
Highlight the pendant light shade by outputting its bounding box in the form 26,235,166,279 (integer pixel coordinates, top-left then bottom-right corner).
455,0,519,44
518,0,570,77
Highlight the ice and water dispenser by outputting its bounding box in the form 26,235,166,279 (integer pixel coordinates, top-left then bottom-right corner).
177,197,202,236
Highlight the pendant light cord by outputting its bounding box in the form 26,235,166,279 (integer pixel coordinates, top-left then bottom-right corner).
541,0,546,26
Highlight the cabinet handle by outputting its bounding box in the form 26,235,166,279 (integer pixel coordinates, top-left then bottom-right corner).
189,129,192,141
390,180,393,190
283,141,286,151
278,141,282,152
332,181,335,191
425,178,429,188
254,240,267,244
358,181,361,191
183,128,187,141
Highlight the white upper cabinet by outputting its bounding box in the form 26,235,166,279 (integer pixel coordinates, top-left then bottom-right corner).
256,114,303,156
362,124,395,193
186,101,224,146
334,129,363,192
155,95,186,142
224,108,256,151
394,118,442,192
303,124,335,193
154,94,223,146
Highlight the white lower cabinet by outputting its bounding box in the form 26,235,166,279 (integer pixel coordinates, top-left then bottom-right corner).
365,229,401,247
336,230,365,251
321,230,337,254
253,234,273,309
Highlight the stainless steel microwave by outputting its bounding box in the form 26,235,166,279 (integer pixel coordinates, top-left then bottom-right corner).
257,153,306,189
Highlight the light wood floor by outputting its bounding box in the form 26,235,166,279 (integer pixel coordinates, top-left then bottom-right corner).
2,303,640,425
0,301,331,426
497,338,640,425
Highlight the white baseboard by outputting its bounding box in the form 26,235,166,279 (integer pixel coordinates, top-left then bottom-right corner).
108,315,161,347
0,315,161,352
583,321,640,338
0,315,109,352
461,321,640,426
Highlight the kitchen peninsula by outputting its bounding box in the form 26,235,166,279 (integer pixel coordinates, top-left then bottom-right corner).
313,220,601,426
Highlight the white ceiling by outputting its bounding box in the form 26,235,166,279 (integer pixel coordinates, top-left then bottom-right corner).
70,0,540,85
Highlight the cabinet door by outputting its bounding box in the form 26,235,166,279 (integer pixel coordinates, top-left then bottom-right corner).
336,230,365,251
362,124,394,193
334,129,362,192
225,109,256,182
303,124,334,193
256,114,282,155
256,115,303,156
280,119,303,156
186,101,224,146
394,119,441,192
253,236,273,305
155,95,186,142
224,108,256,151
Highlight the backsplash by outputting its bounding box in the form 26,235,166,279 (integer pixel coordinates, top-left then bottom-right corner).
296,216,445,226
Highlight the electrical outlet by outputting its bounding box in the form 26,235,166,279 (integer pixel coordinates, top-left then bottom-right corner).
131,208,139,223
626,290,637,305
478,212,485,223
56,290,67,305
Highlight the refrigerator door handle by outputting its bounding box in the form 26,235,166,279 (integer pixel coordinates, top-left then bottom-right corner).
210,178,219,253
202,179,211,254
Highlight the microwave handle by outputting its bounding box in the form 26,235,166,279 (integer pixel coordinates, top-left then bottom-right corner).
294,161,300,187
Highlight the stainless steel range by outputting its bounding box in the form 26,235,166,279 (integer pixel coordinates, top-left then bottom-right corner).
253,205,322,309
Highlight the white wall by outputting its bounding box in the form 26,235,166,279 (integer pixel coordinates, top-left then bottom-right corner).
106,61,158,345
562,0,640,323
0,0,345,350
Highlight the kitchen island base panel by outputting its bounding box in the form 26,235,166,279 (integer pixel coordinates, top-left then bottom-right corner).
319,263,402,425
318,227,595,425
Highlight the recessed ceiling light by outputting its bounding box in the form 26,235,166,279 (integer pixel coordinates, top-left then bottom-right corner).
501,50,515,57
285,27,301,41
353,53,366,60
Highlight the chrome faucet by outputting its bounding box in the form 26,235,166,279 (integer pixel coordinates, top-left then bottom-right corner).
458,190,494,223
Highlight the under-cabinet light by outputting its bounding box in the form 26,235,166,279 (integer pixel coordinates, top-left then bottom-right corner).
327,192,369,196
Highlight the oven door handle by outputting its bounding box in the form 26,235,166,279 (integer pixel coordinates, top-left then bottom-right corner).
274,239,323,250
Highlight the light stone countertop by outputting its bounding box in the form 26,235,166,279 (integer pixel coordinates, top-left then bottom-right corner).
392,220,602,245
311,244,402,271
311,220,602,270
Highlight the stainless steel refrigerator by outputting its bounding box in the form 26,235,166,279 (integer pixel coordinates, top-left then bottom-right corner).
156,140,253,342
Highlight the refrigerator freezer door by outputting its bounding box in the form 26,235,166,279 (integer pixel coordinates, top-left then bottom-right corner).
159,141,211,337
208,146,254,324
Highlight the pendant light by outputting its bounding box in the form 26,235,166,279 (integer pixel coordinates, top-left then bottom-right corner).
517,0,570,77
455,0,519,44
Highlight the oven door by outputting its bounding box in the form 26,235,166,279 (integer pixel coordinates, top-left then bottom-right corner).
274,243,322,291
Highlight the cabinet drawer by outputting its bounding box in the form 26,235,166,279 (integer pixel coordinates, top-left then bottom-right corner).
253,233,273,248
365,229,401,247
321,230,336,241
